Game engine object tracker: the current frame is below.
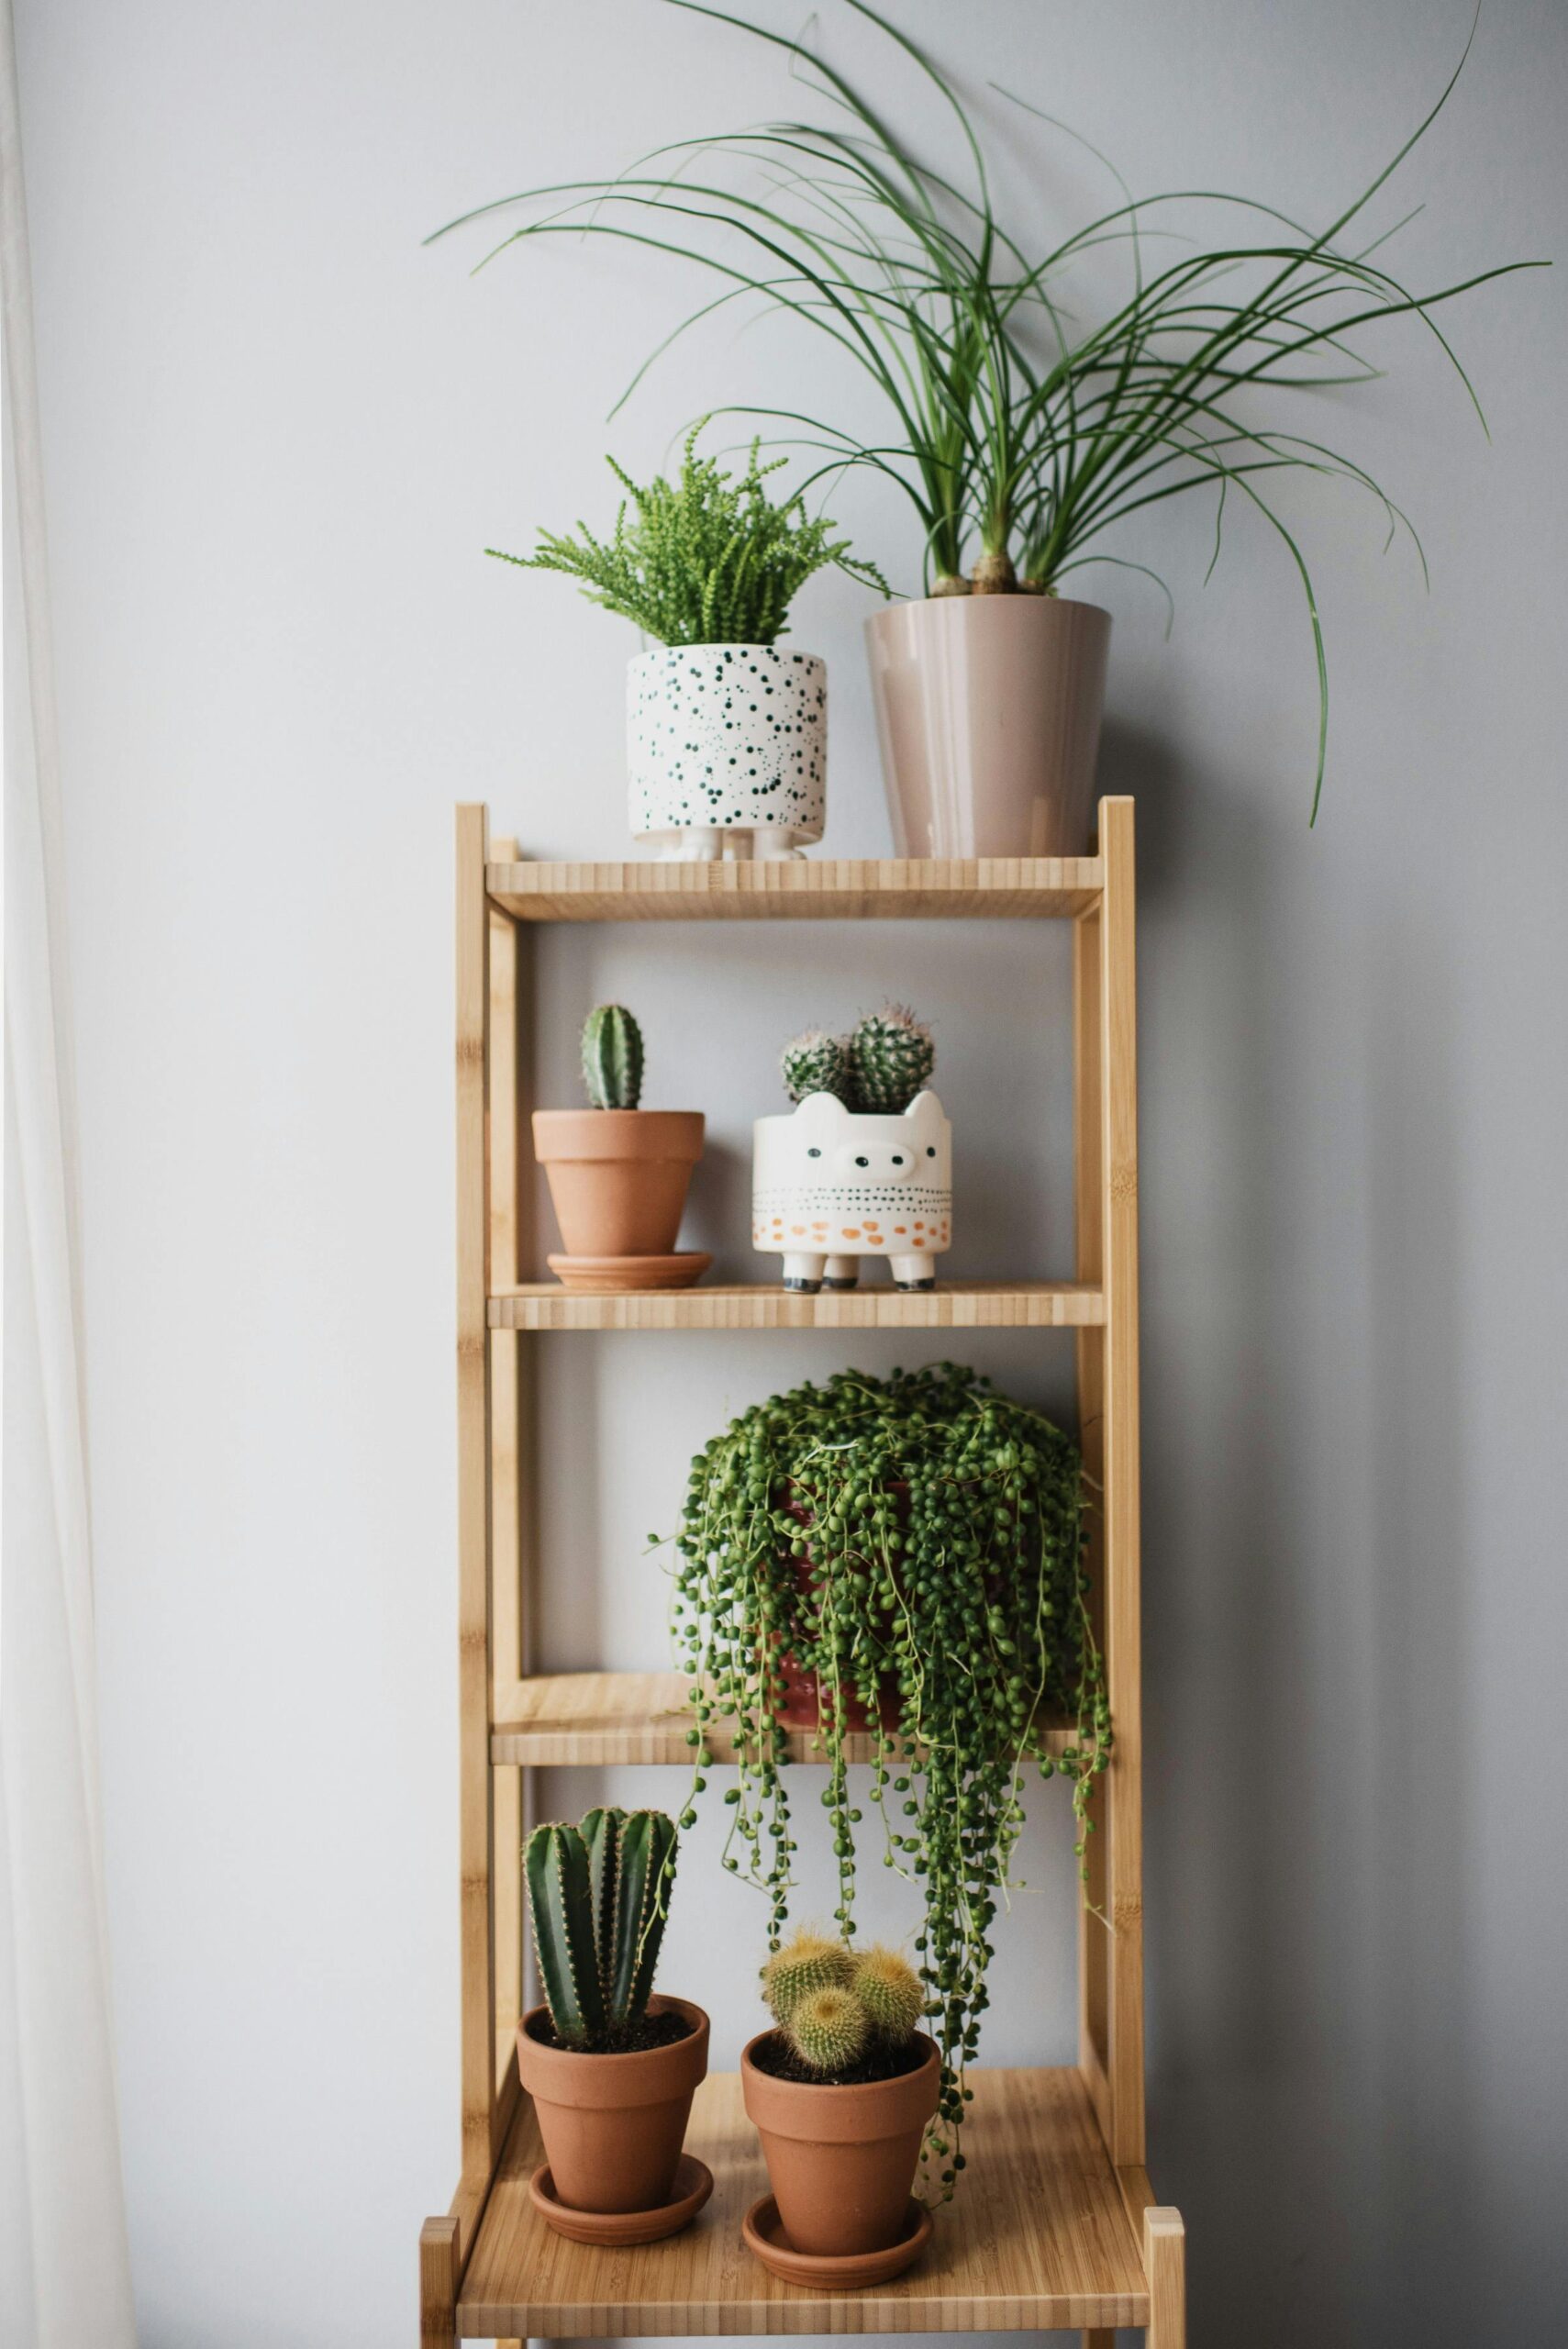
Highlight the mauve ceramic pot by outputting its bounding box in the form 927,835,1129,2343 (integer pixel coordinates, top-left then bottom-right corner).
865,595,1111,858
517,1997,710,2215
741,2031,940,2257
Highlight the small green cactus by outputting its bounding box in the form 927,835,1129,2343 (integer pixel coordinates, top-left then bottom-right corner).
762,1927,856,2021
582,1003,643,1109
787,1984,869,2075
846,1004,934,1114
525,1809,678,2048
851,1944,926,2041
781,1027,852,1107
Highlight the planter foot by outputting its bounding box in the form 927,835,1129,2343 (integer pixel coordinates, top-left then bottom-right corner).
783,1252,827,1292
891,1255,937,1291
823,1255,859,1289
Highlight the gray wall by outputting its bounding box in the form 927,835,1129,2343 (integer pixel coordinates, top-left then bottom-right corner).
15,0,1566,2342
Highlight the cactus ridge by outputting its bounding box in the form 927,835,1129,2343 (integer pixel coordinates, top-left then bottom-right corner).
525,1820,607,2045
525,1809,678,2047
852,1943,926,2041
762,1929,855,2021
846,1004,934,1114
582,1003,644,1109
787,1984,870,2075
780,1028,853,1107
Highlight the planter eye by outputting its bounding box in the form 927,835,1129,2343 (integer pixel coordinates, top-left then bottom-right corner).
855,1155,869,1167
926,1146,936,1158
807,1147,821,1159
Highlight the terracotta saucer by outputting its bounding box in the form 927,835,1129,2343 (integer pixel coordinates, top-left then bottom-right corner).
740,2193,932,2290
528,2154,714,2245
547,1252,712,1293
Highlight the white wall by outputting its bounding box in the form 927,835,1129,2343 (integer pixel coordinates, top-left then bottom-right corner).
14,0,1568,2342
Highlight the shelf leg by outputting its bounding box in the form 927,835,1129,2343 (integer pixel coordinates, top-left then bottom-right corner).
1144,2207,1185,2346
418,2215,458,2344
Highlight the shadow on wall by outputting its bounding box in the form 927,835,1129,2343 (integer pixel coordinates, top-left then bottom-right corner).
1117,718,1479,2349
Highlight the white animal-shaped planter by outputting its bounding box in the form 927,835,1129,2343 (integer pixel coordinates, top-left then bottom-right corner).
752,1090,952,1292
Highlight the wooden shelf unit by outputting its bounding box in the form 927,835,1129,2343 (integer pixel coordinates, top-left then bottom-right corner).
419,798,1184,2346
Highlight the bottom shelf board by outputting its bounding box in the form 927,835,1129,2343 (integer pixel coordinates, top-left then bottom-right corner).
456,2065,1150,2338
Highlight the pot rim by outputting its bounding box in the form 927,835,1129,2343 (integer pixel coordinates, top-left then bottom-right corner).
532,1108,705,1163
865,591,1109,624
740,2030,940,2143
517,1996,710,2108
628,640,827,664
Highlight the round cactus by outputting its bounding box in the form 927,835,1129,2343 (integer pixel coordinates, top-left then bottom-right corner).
852,1944,925,2042
787,1984,870,2075
781,1027,852,1107
581,1003,643,1109
846,1005,934,1113
762,1928,855,2021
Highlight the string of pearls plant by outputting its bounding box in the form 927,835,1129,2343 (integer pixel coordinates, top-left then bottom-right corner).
664,1363,1110,2195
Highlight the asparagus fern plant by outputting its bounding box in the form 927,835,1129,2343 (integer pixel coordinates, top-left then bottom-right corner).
490,422,885,646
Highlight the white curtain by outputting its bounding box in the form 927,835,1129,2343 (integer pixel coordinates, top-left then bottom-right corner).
0,0,137,2338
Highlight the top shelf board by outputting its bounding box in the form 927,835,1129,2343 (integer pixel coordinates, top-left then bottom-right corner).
486,854,1103,922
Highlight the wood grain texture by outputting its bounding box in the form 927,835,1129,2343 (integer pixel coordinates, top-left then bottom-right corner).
489,1280,1103,1332
457,2068,1150,2337
419,2215,459,2343
1073,896,1111,2145
489,1671,1080,1767
1143,2208,1185,2348
455,805,497,2183
487,858,523,2092
1097,797,1146,2168
486,854,1102,922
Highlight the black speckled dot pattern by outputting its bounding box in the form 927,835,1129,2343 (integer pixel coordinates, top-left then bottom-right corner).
628,645,826,836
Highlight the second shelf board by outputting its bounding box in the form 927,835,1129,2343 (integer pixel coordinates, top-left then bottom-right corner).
457,2065,1150,2337
487,853,1103,922
490,1672,1079,1766
489,1280,1103,1332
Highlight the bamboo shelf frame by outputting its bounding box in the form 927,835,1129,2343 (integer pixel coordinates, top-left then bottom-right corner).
419,798,1184,2346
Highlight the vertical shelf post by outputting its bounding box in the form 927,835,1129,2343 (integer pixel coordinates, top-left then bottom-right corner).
1074,796,1145,2169
455,804,497,2192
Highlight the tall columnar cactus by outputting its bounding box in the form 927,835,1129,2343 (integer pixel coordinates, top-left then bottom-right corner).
526,1809,678,2047
581,1003,644,1109
787,1985,870,2075
846,1005,935,1114
780,1028,852,1107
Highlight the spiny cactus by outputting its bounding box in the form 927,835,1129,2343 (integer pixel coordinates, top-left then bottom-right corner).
852,1944,926,2041
787,1984,869,2075
781,1027,852,1107
846,1005,934,1114
762,1927,855,2022
582,1003,643,1110
526,1809,678,2047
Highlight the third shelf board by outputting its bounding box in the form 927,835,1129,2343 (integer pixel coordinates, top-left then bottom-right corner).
457,2065,1150,2337
490,1672,1079,1766
489,1281,1103,1332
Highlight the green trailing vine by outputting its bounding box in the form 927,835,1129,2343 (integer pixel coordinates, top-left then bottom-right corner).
489,420,886,646
665,1363,1110,2196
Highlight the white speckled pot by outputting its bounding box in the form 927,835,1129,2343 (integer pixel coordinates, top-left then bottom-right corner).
628,644,827,860
752,1090,952,1292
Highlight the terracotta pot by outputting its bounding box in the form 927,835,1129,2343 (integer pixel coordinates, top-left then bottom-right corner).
517,1997,710,2215
740,2031,940,2257
532,1109,704,1258
864,594,1111,857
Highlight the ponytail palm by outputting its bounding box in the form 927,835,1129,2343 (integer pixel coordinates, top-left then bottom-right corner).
433,0,1543,814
